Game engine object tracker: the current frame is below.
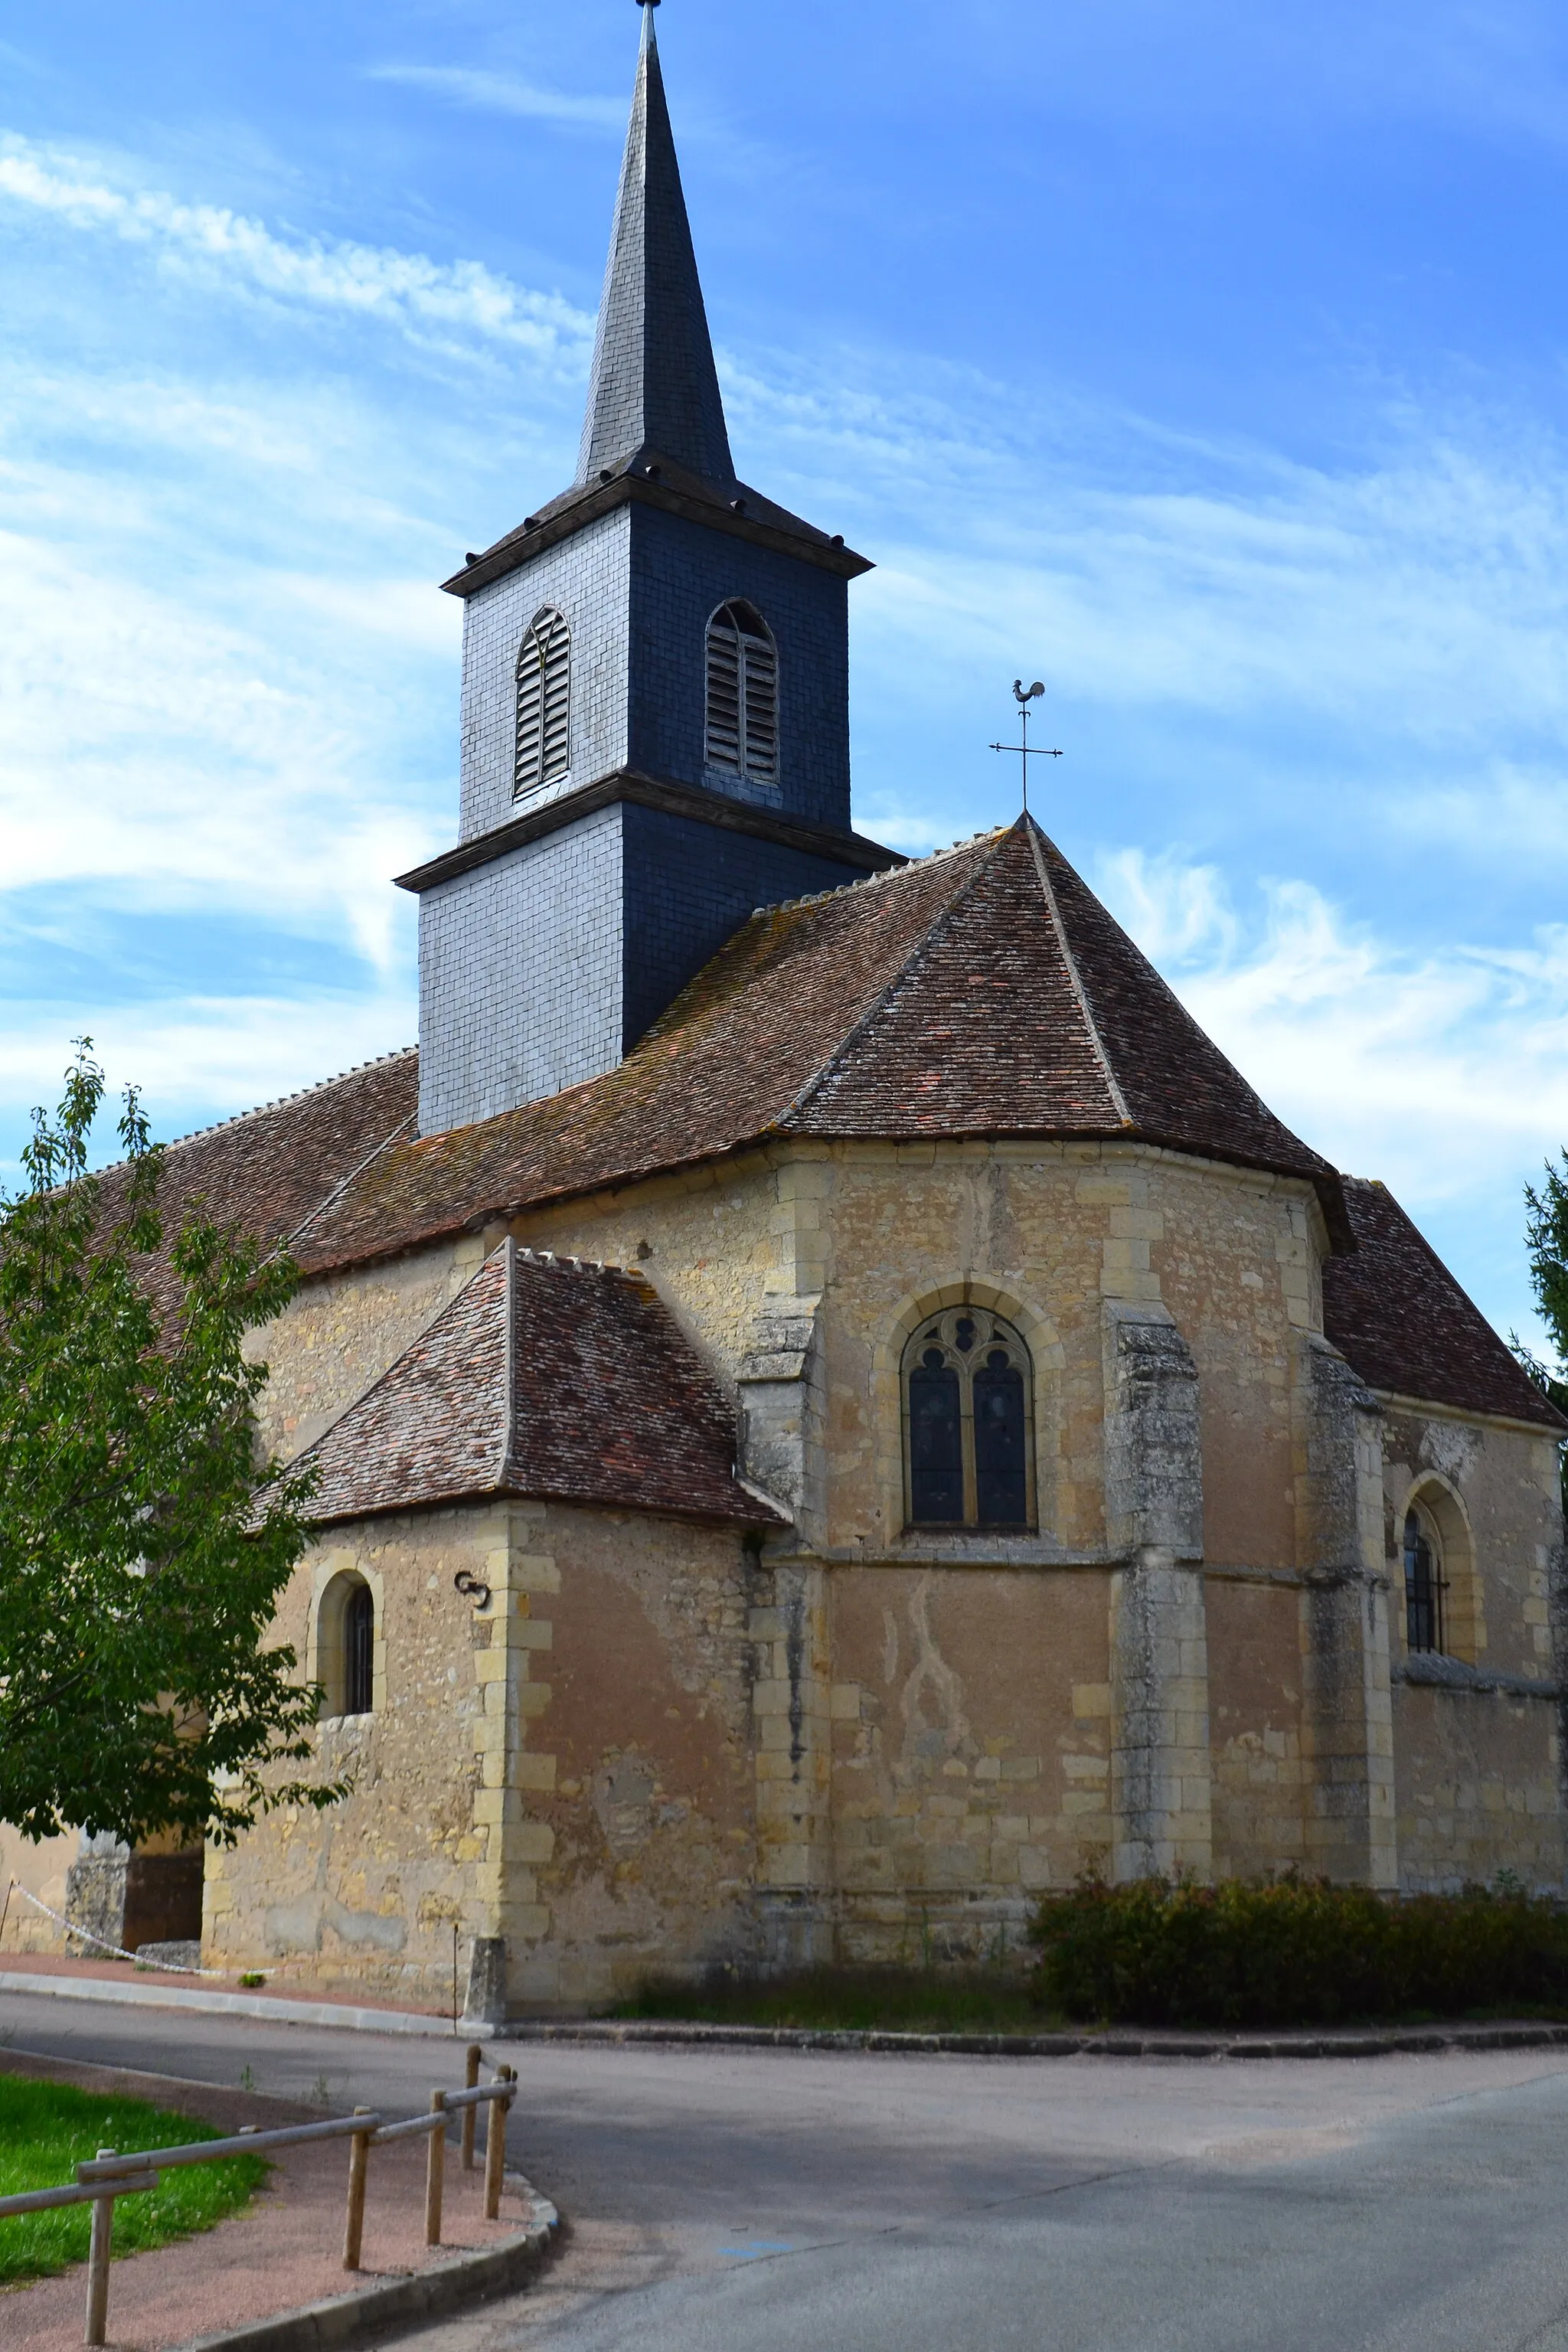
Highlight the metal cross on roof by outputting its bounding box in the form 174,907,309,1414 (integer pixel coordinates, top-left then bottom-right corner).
989,679,1063,815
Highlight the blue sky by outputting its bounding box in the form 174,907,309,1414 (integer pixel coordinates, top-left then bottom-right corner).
3,0,1568,1351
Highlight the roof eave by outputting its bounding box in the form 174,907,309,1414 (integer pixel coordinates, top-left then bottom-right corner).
441,470,872,598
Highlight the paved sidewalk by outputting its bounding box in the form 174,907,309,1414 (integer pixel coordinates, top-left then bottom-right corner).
0,2051,528,2352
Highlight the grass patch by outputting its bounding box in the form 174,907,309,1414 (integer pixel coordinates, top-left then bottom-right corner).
616,1967,1050,2036
0,2074,265,2286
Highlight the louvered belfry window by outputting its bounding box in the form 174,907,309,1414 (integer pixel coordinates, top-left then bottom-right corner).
705,600,778,786
514,607,571,802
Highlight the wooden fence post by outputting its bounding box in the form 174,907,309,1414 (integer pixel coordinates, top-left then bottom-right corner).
83,2150,115,2348
483,2069,514,2222
424,2091,446,2248
343,2109,372,2272
461,2043,481,2171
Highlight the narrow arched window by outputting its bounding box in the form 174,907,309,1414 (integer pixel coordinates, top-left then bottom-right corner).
705,600,778,785
514,607,571,802
345,1583,375,1715
318,1572,377,1718
902,1308,1034,1530
1403,1506,1446,1655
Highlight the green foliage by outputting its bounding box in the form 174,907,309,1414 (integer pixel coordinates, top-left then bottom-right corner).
617,1967,1048,2034
1514,1155,1568,1507
0,2073,264,2284
0,1044,334,1848
1031,1871,1568,2027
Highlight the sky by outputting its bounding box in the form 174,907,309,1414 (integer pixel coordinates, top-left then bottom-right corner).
2,0,1567,1354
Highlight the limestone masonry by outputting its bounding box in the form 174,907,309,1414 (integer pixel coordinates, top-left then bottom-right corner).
9,7,1564,2011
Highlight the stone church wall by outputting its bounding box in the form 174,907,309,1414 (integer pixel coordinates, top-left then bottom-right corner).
205,1498,759,2012
1380,1403,1564,1890
209,1132,1568,2005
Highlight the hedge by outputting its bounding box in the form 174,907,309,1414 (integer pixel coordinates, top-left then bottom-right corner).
1030,1873,1568,2027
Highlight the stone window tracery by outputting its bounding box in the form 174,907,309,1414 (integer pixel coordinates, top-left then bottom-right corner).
705,599,778,785
514,606,571,802
901,1308,1034,1530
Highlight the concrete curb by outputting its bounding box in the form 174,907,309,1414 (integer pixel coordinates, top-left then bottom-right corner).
8,1968,1568,2061
498,2017,1568,2061
171,2184,560,2352
0,1970,488,2040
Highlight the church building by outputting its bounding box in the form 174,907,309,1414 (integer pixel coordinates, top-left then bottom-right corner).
8,5,1565,2012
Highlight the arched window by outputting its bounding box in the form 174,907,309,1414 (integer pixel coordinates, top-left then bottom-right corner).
514,607,571,802
902,1308,1034,1530
705,600,778,786
318,1573,377,1718
1403,1504,1446,1655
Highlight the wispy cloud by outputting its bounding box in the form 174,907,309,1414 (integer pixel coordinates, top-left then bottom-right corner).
365,64,625,130
1098,846,1568,1216
0,136,594,361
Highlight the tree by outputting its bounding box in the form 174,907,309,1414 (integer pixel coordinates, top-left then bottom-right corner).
1515,1156,1568,1504
0,1045,337,1849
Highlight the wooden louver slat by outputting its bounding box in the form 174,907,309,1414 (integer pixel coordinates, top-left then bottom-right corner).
705,601,778,785
514,608,571,802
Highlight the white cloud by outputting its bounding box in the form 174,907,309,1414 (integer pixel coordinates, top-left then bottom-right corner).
0,997,416,1152
0,137,594,363
364,64,626,130
1097,848,1568,1217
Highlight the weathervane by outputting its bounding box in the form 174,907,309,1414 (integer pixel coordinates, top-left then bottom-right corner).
989,680,1062,814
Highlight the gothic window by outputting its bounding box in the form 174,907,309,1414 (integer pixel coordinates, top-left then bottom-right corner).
1403,1505,1446,1655
514,607,571,802
902,1308,1034,1530
705,600,778,785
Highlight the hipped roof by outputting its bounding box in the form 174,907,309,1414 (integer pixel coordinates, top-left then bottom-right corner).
1323,1178,1566,1432
296,1240,784,1530
280,815,1349,1273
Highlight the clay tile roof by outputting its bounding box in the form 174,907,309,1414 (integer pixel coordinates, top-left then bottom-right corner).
286,815,1347,1276
1323,1178,1566,1431
93,1050,420,1304
295,1240,786,1530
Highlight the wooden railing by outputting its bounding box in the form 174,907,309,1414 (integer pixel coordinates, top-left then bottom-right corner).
0,2048,518,2347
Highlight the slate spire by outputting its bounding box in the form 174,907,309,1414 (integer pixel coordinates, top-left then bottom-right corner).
577,3,735,486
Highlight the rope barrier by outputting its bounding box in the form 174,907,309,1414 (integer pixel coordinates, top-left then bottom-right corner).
2,1878,227,1977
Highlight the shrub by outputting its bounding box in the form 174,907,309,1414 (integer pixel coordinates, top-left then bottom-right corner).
1030,1872,1568,2027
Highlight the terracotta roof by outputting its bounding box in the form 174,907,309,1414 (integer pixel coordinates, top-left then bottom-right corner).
90,1051,420,1311
286,815,1348,1276
296,1240,785,1530
1323,1178,1566,1431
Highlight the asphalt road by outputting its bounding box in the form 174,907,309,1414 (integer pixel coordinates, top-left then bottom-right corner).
7,1988,1568,2350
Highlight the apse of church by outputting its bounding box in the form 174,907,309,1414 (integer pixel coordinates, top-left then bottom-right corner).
10,5,1563,2011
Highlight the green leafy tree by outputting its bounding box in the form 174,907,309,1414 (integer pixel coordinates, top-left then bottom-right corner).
0,1046,335,1848
1515,1155,1568,1506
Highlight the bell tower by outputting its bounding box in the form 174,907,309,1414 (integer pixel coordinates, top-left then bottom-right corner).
401,2,895,1138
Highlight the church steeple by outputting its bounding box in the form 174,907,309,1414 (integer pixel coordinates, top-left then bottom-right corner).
405,5,894,1140
577,2,733,487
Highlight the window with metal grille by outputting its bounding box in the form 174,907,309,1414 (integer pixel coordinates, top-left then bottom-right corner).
514,607,571,802
902,1308,1034,1530
1403,1506,1446,1655
705,600,778,785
